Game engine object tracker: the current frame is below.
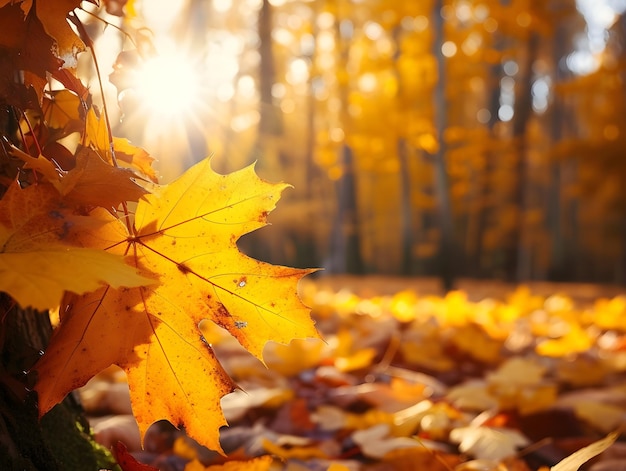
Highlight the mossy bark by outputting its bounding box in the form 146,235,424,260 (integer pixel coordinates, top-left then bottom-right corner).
0,295,119,470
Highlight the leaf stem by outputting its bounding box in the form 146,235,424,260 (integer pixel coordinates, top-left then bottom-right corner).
68,12,133,232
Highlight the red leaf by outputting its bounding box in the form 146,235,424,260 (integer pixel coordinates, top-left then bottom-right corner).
112,442,159,471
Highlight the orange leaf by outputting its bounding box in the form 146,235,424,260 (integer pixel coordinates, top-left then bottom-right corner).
42,89,83,131
35,0,85,68
0,183,151,309
113,137,158,183
34,159,319,452
59,149,147,207
85,108,156,181
0,3,63,99
10,145,62,183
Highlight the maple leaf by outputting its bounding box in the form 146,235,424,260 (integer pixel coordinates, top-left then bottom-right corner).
11,144,148,208
42,89,84,132
0,1,91,103
0,182,152,310
85,108,158,182
0,3,62,101
35,0,86,69
59,149,148,208
34,159,319,452
10,145,63,183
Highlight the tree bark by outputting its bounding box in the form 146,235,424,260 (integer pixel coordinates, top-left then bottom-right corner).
0,294,118,470
328,145,364,273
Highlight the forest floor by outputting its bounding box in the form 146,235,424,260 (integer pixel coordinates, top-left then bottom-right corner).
82,276,626,471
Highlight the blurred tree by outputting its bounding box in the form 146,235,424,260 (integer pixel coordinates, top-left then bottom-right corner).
121,0,626,284
432,0,456,291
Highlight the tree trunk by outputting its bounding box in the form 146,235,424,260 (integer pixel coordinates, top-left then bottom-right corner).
398,138,413,275
432,0,456,292
328,145,364,274
509,32,538,282
0,294,117,470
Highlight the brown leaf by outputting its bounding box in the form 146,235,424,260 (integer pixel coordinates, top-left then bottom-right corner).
60,149,147,207
0,4,63,100
35,0,84,68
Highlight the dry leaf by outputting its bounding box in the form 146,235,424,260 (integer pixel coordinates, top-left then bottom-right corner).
0,183,151,309
352,424,422,459
449,425,530,461
551,431,618,471
185,455,273,471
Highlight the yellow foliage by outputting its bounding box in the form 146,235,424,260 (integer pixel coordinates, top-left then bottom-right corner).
451,325,504,364
390,290,419,322
34,159,319,453
265,338,326,377
536,324,594,357
589,296,626,331
0,183,151,310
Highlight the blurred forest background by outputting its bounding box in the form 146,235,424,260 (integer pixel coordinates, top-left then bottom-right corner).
84,0,626,285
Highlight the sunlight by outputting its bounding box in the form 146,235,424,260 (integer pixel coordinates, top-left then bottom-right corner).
134,51,200,118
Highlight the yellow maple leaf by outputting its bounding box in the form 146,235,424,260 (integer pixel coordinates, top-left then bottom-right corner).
0,182,151,309
34,159,319,452
85,108,157,182
0,247,151,311
42,89,82,130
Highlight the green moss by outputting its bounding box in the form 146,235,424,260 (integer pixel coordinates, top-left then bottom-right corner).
40,399,121,471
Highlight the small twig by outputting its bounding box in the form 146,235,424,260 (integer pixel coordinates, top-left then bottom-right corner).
67,12,118,168
415,435,456,471
374,331,401,373
78,6,137,48
14,109,40,156
516,437,554,459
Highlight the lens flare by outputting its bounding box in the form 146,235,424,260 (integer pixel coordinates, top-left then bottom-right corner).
135,53,199,118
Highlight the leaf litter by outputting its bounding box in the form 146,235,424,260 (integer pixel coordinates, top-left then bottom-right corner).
82,277,626,471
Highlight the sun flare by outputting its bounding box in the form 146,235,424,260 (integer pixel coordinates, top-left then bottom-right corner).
135,52,200,118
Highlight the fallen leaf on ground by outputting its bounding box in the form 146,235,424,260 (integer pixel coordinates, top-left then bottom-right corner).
449,425,530,461
551,431,618,471
184,455,272,471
